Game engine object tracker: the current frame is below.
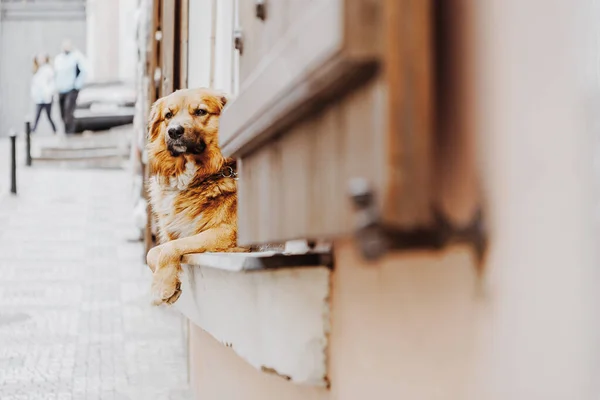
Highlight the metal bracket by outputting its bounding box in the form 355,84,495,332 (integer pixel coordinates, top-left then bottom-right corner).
255,0,266,20
348,178,390,259
234,28,244,55
349,178,487,262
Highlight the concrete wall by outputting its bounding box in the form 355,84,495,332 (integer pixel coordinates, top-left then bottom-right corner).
86,0,137,84
86,0,119,82
118,0,138,84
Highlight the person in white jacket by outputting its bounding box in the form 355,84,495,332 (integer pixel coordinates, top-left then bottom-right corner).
54,39,87,134
30,54,57,134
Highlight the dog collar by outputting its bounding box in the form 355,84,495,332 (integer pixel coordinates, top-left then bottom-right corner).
220,165,238,180
218,159,238,180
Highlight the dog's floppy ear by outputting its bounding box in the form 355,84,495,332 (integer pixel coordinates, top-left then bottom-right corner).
220,95,229,107
217,93,233,114
147,99,163,141
211,89,230,108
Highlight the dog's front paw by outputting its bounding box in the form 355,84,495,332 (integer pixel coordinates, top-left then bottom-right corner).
146,246,163,272
151,266,182,305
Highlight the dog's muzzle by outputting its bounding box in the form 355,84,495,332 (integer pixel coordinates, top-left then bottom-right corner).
166,125,206,156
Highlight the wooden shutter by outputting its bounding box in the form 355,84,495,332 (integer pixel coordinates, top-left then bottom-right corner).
220,0,436,246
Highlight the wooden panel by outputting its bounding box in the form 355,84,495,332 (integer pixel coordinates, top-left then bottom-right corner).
160,0,176,95
220,0,382,158
237,145,283,244
432,0,480,227
149,0,161,103
308,107,343,236
287,0,314,23
238,80,385,245
236,0,265,84
279,124,311,239
233,0,436,245
143,0,162,255
179,0,189,88
257,0,289,61
255,145,282,241
382,0,434,228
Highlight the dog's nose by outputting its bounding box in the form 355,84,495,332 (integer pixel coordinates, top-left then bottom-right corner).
168,125,184,139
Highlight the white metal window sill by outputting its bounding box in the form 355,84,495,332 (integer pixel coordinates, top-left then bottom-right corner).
173,250,332,387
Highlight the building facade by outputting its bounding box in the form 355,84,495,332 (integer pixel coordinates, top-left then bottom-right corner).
140,1,600,399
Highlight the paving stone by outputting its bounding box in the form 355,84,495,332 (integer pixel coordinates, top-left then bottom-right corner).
0,166,193,399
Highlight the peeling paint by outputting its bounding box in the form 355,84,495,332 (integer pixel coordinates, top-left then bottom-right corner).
261,366,291,381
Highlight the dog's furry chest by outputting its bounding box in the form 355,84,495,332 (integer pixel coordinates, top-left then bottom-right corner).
149,166,203,243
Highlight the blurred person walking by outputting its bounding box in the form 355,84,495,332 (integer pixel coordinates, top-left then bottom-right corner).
54,39,88,134
30,54,57,134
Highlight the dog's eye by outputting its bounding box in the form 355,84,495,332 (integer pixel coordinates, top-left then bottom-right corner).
165,111,173,119
194,109,207,116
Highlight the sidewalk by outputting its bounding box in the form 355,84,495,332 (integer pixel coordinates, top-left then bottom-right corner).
0,164,192,399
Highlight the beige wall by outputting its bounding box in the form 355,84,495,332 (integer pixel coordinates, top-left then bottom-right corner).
468,1,598,398
188,245,478,400
329,243,478,400
189,324,328,400
189,201,596,400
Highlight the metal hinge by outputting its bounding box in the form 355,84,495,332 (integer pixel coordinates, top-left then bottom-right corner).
256,0,266,20
233,28,244,55
348,178,487,262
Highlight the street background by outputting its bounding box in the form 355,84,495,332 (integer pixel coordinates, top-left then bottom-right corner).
0,1,193,398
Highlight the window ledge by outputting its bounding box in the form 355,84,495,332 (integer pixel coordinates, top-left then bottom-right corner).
174,251,332,387
181,250,333,272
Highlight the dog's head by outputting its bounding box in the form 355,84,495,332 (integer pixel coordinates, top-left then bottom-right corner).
147,88,229,178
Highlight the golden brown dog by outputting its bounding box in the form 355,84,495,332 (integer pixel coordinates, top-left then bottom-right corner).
146,88,243,305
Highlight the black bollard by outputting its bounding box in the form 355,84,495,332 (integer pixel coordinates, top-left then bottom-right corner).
10,130,16,195
25,121,32,166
